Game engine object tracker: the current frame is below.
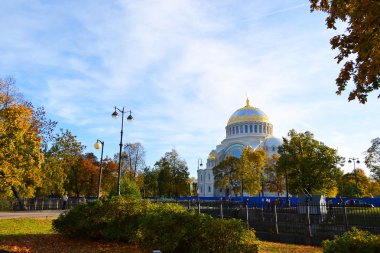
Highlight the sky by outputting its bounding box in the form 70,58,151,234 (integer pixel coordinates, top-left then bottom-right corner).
0,0,379,178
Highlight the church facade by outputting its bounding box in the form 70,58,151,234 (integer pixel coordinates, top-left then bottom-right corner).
197,99,283,197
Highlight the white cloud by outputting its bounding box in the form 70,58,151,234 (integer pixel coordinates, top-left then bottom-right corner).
0,0,379,177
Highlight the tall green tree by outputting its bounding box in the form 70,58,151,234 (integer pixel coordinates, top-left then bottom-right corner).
155,149,189,197
277,130,344,195
213,156,240,196
365,137,380,180
339,168,371,197
310,0,380,103
142,167,159,198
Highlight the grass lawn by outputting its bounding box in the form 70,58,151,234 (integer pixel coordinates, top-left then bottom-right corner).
0,218,323,253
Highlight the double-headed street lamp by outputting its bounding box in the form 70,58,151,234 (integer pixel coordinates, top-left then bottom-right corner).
94,139,104,199
348,157,360,196
112,107,133,196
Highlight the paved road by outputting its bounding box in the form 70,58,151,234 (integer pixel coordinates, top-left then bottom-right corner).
0,210,65,219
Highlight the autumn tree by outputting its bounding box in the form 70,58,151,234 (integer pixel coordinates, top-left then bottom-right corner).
0,91,43,199
237,147,266,196
277,130,344,195
41,129,85,197
0,77,55,208
365,137,380,180
263,154,285,196
98,157,118,196
310,0,380,103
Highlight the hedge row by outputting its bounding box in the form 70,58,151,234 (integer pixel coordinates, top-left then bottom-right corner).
53,196,259,253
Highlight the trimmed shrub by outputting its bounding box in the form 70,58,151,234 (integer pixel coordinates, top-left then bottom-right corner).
198,218,259,253
53,197,259,253
134,202,259,253
322,227,380,253
53,196,151,241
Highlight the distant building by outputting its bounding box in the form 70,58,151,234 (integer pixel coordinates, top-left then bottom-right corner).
197,98,283,197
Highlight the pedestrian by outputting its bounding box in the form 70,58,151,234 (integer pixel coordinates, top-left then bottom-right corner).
62,194,68,210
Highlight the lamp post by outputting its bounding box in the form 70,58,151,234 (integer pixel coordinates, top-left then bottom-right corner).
112,107,133,196
197,159,203,200
348,157,360,196
94,139,104,199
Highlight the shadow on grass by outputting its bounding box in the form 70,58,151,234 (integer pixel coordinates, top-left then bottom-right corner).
0,234,146,253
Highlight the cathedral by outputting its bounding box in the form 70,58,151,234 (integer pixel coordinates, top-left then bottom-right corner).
197,98,283,197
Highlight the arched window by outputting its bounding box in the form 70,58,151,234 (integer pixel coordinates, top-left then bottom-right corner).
272,146,276,151
208,186,211,192
249,125,253,133
254,125,258,133
200,175,202,182
233,127,235,134
240,125,243,133
245,125,248,133
259,125,262,133
208,174,210,180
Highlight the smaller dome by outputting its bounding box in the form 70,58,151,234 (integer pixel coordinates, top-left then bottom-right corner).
264,136,283,148
208,151,217,160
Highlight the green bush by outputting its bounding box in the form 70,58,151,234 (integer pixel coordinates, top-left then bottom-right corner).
322,227,380,253
53,197,259,253
134,202,259,253
53,196,151,241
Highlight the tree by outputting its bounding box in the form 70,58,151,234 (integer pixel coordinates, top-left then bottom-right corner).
0,77,55,208
277,129,344,195
98,157,118,196
365,137,380,180
0,93,43,199
142,167,159,198
213,156,240,196
124,142,146,179
263,154,286,196
41,129,85,197
339,168,371,197
155,149,190,197
237,147,266,196
310,0,380,103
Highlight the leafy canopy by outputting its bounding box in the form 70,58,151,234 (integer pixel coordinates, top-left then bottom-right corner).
310,0,380,103
277,129,344,195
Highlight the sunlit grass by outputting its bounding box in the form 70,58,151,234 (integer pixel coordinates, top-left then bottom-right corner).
0,218,323,253
0,218,54,235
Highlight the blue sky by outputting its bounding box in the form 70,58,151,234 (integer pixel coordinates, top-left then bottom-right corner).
1,0,379,177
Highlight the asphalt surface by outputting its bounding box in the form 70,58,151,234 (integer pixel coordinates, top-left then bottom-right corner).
0,210,65,219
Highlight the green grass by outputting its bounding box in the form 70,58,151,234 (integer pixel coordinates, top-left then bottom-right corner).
0,218,322,253
0,218,54,236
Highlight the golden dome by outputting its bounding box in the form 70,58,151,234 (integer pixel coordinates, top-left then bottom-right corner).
227,98,269,125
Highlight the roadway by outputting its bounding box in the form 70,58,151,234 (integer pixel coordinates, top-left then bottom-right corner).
0,210,64,219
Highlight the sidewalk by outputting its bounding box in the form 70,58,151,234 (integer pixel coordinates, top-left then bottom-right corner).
0,210,65,219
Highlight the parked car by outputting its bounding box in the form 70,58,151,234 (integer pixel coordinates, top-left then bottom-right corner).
344,199,374,207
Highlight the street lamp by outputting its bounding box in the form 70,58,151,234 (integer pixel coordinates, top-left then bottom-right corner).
112,107,133,196
94,139,104,199
348,157,360,196
197,159,203,200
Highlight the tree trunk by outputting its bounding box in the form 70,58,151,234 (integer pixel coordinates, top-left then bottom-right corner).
11,185,26,211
